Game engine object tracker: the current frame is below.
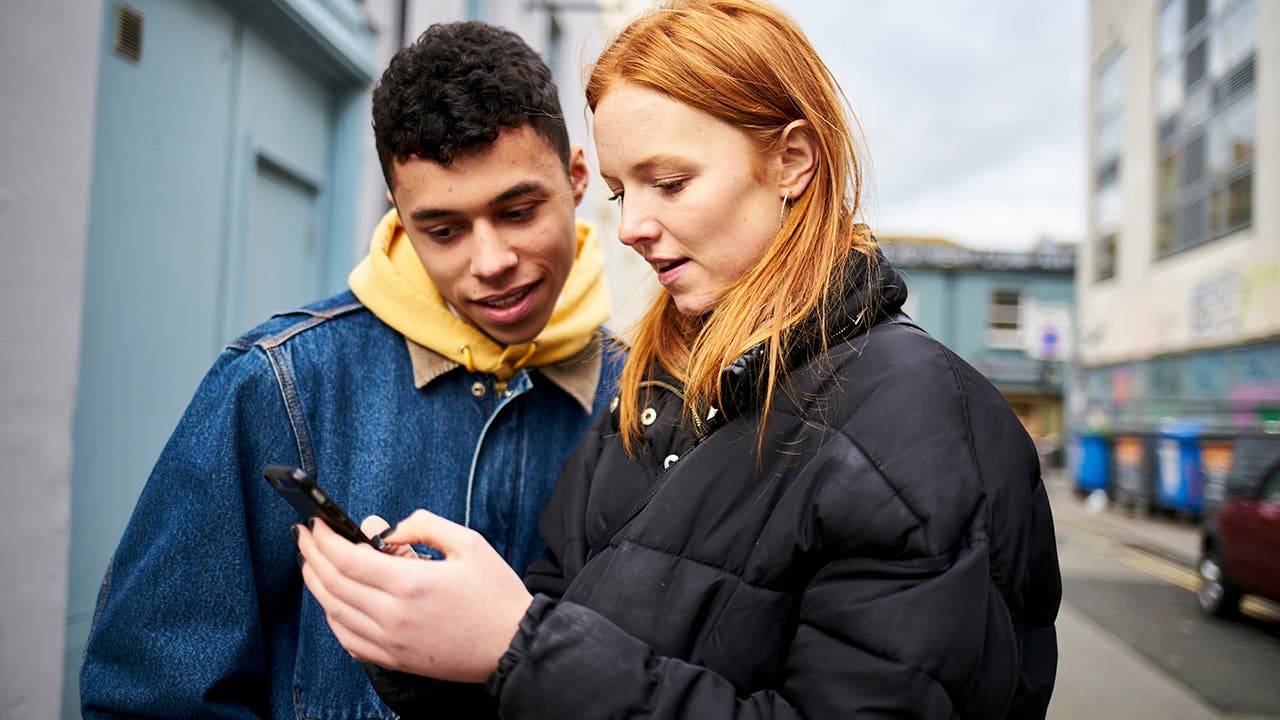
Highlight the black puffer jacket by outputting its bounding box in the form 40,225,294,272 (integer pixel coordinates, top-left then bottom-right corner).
378,255,1061,718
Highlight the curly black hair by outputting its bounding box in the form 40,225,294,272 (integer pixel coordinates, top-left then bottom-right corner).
373,21,570,188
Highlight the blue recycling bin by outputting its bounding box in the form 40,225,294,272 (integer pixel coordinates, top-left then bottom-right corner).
1155,420,1204,516
1073,431,1110,494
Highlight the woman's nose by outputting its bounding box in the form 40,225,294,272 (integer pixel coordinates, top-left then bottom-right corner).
616,198,659,248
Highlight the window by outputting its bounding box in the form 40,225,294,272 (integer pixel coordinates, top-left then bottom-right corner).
1155,0,1256,256
987,289,1022,349
1093,48,1124,282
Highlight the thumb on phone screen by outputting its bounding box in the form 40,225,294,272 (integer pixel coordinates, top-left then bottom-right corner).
360,515,416,558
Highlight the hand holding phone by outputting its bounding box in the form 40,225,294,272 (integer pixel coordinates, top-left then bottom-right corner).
263,464,385,549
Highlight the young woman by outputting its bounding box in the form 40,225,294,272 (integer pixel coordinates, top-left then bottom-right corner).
296,1,1061,717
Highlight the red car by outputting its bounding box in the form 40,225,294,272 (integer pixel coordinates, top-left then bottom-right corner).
1198,457,1280,618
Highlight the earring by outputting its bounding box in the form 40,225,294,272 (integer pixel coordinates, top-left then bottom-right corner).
778,193,790,228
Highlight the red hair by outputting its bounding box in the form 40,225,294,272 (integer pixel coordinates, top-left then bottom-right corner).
587,0,877,454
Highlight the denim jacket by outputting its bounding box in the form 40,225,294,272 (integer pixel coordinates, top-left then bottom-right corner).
80,291,623,719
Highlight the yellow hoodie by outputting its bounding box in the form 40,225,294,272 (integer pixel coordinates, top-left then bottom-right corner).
348,209,610,383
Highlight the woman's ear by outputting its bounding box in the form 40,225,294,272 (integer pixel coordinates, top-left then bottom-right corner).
776,119,817,199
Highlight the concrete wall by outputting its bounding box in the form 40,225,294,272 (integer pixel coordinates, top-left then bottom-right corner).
1081,0,1280,366
0,2,103,717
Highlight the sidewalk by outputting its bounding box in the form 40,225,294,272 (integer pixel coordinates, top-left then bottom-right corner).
1050,603,1231,720
1044,467,1202,569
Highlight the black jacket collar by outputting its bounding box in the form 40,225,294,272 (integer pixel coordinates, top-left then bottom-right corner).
717,249,908,422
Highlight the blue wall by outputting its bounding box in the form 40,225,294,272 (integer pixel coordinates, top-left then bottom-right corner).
64,0,374,713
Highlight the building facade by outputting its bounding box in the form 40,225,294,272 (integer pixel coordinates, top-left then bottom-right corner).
1082,0,1278,434
882,238,1077,451
1,1,640,716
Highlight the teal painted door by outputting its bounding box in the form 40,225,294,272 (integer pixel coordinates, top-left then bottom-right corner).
66,0,339,713
227,28,335,335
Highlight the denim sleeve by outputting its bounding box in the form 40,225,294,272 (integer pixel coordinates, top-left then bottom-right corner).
80,346,301,718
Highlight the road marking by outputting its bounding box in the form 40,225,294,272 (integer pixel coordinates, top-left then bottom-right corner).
1116,546,1198,592
1057,517,1280,623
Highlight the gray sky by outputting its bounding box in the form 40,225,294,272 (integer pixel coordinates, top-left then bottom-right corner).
775,0,1088,250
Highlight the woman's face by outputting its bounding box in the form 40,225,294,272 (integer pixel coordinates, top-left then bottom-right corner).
593,81,783,316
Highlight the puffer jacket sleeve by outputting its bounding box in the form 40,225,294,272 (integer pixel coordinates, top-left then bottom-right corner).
1006,479,1061,719
487,486,1020,717
489,413,1038,718
80,346,301,718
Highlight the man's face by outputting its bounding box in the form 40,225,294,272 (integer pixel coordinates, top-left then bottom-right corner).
390,124,588,346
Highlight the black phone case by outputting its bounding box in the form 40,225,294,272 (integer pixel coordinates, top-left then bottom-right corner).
263,465,381,548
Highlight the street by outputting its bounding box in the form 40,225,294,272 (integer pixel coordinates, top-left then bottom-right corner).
1046,471,1280,720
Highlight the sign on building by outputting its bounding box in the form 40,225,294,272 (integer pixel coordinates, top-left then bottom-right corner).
1022,300,1073,361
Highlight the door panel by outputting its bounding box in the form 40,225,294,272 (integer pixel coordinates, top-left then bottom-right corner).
241,154,323,328
66,1,339,714
224,27,334,333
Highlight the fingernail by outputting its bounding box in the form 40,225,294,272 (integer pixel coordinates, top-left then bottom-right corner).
296,553,305,568
290,525,300,539
306,518,315,530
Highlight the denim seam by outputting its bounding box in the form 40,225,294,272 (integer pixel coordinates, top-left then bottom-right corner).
262,302,364,348
91,557,115,626
264,343,316,476
252,302,363,475
269,301,365,321
228,301,364,352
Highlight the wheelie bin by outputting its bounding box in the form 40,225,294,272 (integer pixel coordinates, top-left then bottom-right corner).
1155,420,1204,517
1073,430,1111,495
1111,429,1156,514
1197,432,1235,517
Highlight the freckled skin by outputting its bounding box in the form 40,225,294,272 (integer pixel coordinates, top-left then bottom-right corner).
593,81,782,316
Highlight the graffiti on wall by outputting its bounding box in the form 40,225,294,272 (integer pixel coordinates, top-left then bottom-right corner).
1191,260,1280,342
1190,270,1242,340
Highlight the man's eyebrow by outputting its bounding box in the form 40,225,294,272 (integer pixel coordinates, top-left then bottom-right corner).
408,207,456,222
493,181,549,204
406,181,549,224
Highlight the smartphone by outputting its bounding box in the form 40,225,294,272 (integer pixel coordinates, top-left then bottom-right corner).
263,464,385,549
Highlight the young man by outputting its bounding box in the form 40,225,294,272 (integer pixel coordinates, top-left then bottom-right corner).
80,22,621,719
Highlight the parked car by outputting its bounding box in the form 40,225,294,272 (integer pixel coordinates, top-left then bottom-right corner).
1198,456,1280,618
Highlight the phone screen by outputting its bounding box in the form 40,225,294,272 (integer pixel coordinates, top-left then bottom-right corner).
263,465,384,549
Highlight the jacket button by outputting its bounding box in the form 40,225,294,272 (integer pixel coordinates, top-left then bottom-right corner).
663,454,679,469
641,407,657,426
470,382,486,398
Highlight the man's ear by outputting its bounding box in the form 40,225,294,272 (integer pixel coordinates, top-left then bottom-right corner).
776,120,817,200
386,190,405,226
568,145,590,207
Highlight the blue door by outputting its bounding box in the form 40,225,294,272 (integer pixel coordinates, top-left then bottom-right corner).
225,27,336,336
65,0,359,713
